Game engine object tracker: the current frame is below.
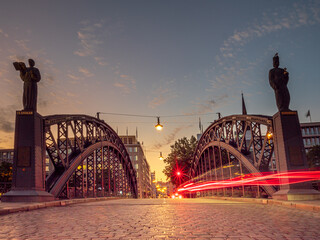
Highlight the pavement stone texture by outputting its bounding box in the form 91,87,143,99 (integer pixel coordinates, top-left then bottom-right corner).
0,198,319,240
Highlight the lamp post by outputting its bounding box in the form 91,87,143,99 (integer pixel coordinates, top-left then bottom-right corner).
155,117,163,131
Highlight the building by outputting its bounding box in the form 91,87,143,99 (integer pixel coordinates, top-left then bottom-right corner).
119,135,152,198
301,122,320,153
150,171,157,198
0,149,14,165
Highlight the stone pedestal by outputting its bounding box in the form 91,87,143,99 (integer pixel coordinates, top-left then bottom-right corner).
2,111,54,202
272,111,320,200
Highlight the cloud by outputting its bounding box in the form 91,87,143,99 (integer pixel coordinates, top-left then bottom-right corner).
152,125,193,149
113,73,136,94
78,67,94,77
15,40,30,51
0,105,18,134
148,87,171,109
188,95,229,115
67,74,80,80
94,57,108,66
220,1,320,59
0,29,9,38
206,1,320,95
8,55,26,62
148,80,177,108
73,20,105,57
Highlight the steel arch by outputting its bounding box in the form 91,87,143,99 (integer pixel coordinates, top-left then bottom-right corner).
43,114,138,198
191,114,276,196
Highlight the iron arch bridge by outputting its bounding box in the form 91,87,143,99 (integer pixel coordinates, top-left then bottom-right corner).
43,115,138,199
187,114,277,198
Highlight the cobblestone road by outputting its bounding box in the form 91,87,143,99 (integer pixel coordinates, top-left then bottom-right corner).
0,198,319,240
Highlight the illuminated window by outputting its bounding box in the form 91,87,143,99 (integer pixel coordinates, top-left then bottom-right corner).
134,147,138,152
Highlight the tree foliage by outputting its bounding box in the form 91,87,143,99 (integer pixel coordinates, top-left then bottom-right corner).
163,136,197,185
307,145,320,168
0,161,13,182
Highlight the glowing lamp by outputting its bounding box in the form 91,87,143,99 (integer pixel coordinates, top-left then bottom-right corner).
155,117,163,131
159,152,164,161
177,171,181,176
267,132,273,140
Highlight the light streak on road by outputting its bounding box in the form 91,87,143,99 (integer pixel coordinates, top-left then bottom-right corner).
177,170,320,193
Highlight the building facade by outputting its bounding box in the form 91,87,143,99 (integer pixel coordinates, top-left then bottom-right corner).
119,135,152,198
0,149,14,165
301,122,320,152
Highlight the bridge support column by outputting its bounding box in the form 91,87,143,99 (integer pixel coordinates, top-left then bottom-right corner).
272,111,320,200
2,111,54,202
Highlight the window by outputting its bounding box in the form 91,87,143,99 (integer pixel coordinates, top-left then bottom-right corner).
129,138,133,144
302,128,305,136
128,147,132,152
134,155,138,160
135,164,138,170
316,138,320,145
134,147,138,152
123,138,127,144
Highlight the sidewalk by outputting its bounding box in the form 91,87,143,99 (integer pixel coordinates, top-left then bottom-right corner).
204,196,320,212
0,197,119,216
1,196,320,216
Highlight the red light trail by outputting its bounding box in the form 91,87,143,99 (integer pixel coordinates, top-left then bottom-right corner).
177,170,320,193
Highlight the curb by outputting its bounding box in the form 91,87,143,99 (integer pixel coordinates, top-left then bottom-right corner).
204,196,320,212
0,197,120,216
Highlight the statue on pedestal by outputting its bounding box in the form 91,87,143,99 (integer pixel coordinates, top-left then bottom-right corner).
13,59,41,112
269,53,290,111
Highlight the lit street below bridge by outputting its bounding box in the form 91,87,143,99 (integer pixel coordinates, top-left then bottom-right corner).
1,198,320,240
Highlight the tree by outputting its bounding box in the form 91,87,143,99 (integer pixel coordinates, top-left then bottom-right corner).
307,145,320,168
163,136,197,186
0,161,13,182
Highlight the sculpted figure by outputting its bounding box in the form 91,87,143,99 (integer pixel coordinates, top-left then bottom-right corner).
13,59,41,111
269,53,290,111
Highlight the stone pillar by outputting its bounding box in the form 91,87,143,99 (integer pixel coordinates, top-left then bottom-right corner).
2,111,54,202
272,111,320,200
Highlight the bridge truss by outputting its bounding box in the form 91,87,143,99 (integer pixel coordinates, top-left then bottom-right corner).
43,115,138,199
189,114,277,197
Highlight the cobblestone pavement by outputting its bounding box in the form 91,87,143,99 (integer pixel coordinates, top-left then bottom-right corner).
0,198,319,240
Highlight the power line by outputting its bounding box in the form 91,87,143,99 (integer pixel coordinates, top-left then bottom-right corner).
97,111,215,118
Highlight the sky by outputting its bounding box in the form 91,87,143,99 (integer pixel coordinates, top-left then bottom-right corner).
0,0,320,180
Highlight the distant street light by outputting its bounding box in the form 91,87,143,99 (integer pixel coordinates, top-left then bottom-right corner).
155,117,163,131
159,152,164,161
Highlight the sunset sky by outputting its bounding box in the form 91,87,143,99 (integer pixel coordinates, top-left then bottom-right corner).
1,0,320,180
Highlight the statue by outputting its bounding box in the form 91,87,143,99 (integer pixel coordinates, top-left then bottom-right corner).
269,53,290,111
13,59,41,111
